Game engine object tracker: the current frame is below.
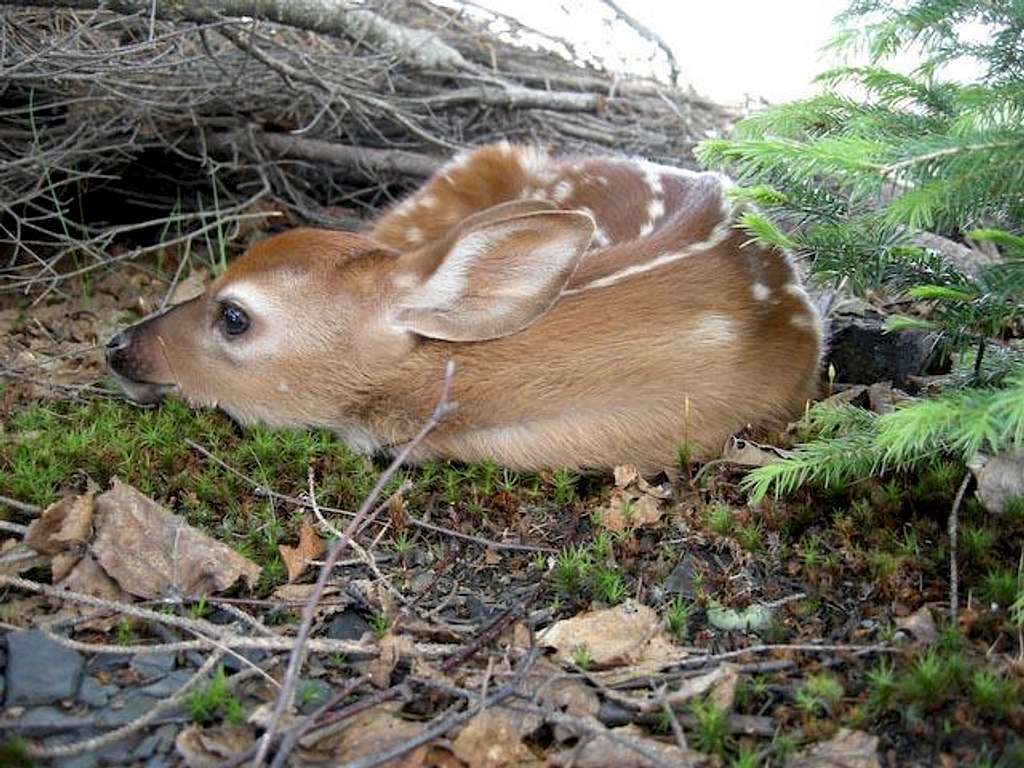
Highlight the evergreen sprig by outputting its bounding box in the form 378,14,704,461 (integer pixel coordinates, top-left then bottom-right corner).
699,0,1024,502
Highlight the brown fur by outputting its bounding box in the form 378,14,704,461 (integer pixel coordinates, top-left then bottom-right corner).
107,143,822,472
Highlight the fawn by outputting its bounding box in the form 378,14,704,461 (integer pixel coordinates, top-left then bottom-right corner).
106,142,823,472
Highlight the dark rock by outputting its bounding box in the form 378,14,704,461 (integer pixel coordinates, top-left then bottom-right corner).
79,676,117,708
86,653,126,675
130,723,178,760
663,554,698,597
464,595,498,623
138,669,194,698
145,753,174,768
130,651,177,678
826,316,940,387
5,629,84,706
327,609,371,641
297,678,332,714
98,689,157,728
222,648,267,674
18,705,84,730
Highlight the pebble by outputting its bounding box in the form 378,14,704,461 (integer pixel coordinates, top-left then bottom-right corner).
662,554,698,597
298,678,333,714
129,651,177,678
79,676,118,708
4,629,84,706
327,609,371,641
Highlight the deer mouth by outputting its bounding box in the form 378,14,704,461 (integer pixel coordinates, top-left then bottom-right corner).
107,368,176,404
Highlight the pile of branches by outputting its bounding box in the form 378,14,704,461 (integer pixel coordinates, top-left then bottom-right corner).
0,0,736,297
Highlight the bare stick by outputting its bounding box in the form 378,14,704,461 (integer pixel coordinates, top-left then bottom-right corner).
253,361,458,766
599,0,680,86
950,472,971,625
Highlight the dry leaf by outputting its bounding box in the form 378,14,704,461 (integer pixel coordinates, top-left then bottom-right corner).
786,728,880,768
0,540,49,576
539,600,677,671
895,606,937,646
613,465,641,488
451,709,536,767
363,632,414,688
58,552,130,602
279,518,326,583
24,492,95,555
970,451,1024,515
721,437,794,468
92,479,261,599
549,723,706,767
708,663,740,711
175,724,255,768
299,707,429,767
597,490,663,532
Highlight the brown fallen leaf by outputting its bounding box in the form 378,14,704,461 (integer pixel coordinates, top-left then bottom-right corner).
708,663,741,711
786,728,880,768
279,517,326,583
91,479,261,599
0,540,50,576
549,723,707,767
58,552,131,603
970,451,1024,515
298,706,430,767
175,724,255,768
451,709,537,767
721,436,795,467
538,600,678,671
597,490,663,532
895,605,937,646
24,492,95,555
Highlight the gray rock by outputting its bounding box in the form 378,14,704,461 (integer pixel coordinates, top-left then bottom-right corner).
131,723,178,760
79,676,117,708
327,610,371,641
18,705,84,730
86,653,126,674
297,678,332,715
223,648,267,674
98,689,157,728
145,753,174,768
130,651,177,678
663,554,698,597
826,316,938,387
138,669,194,698
5,629,84,706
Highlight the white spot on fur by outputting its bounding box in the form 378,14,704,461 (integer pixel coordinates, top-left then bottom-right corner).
552,179,574,203
646,197,665,224
752,283,771,301
691,313,737,346
563,215,734,296
406,226,423,244
419,195,438,210
277,380,290,393
642,165,664,196
791,313,813,329
638,221,654,238
593,228,611,247
498,141,513,156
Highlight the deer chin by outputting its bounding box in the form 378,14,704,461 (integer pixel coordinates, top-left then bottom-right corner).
109,371,176,405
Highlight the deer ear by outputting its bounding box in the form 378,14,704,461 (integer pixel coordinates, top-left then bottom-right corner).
389,210,593,342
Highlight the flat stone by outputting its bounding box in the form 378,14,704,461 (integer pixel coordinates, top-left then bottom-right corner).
138,669,194,698
663,554,698,596
223,648,267,674
298,678,333,715
18,705,84,730
131,723,178,760
130,651,177,678
79,676,117,708
5,629,84,707
327,609,371,642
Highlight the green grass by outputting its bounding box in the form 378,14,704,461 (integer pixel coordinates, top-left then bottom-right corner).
185,666,245,725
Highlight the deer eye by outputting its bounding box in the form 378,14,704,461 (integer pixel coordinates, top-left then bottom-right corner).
220,303,250,336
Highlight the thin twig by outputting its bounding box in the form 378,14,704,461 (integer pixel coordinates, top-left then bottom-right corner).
254,360,458,766
950,472,971,625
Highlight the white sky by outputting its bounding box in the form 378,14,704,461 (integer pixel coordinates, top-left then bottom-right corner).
474,0,852,104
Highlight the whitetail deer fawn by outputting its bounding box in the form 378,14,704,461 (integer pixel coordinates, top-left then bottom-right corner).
106,142,822,472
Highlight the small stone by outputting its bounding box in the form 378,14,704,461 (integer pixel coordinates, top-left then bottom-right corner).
130,651,176,678
138,669,194,698
327,609,371,641
5,629,84,706
297,678,332,715
463,595,497,623
78,676,117,708
131,723,178,760
663,554,698,596
222,648,267,674
19,705,83,730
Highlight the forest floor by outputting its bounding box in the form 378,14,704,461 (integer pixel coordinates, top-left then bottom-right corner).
1,254,1023,768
